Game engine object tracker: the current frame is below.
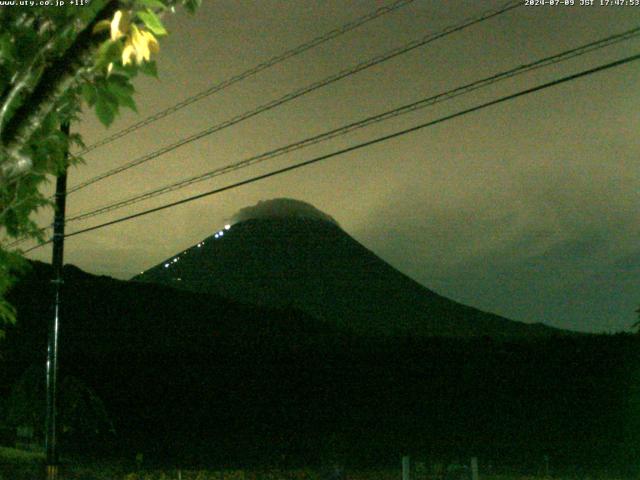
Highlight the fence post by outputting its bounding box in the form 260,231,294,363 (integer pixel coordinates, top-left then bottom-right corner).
402,456,411,480
471,457,478,480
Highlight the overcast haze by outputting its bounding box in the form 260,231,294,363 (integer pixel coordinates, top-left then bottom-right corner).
25,0,640,333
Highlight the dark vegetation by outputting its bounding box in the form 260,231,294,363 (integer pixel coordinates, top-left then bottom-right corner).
1,260,639,476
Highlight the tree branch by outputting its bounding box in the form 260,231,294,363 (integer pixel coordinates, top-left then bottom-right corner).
0,32,78,137
0,1,119,182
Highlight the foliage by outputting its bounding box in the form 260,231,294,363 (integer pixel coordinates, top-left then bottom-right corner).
4,364,115,442
0,0,201,335
0,446,45,463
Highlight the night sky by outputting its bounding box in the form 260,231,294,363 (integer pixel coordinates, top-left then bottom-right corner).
26,0,639,334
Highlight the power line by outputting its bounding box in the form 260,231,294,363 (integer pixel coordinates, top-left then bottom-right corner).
5,0,417,249
13,24,637,249
64,26,640,224
75,0,417,157
23,51,640,254
67,0,522,194
16,24,638,248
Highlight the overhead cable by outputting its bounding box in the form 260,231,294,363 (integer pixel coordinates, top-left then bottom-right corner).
65,26,640,224
23,51,640,254
75,0,417,157
67,0,522,194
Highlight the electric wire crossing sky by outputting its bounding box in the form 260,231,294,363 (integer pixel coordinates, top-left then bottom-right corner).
10,0,640,333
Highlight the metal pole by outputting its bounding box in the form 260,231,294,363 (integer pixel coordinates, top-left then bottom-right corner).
45,122,69,480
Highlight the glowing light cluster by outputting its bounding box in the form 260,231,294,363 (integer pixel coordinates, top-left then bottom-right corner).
160,224,231,270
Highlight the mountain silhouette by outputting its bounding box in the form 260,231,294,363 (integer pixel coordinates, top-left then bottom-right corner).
134,198,563,338
2,243,634,470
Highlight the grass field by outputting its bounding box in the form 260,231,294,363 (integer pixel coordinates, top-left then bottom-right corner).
0,448,630,480
0,446,45,462
0,466,630,480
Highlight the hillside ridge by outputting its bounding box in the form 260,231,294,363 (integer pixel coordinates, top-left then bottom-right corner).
134,214,566,338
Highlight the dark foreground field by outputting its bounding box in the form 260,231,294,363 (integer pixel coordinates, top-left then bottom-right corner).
0,448,634,480
3,263,640,477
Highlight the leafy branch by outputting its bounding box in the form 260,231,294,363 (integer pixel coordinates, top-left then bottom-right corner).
0,0,201,334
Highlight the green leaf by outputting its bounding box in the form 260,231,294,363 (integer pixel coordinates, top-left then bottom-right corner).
95,78,119,102
183,0,201,14
136,9,167,36
0,33,16,67
15,28,38,60
95,39,123,70
0,302,15,324
81,83,98,107
138,60,158,78
95,96,117,126
120,95,138,113
106,76,138,113
0,298,16,326
109,83,134,99
0,68,10,93
108,73,135,91
68,133,86,150
111,62,139,79
94,77,124,126
135,0,167,10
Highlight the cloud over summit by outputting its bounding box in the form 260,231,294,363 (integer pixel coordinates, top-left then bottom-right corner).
230,198,339,226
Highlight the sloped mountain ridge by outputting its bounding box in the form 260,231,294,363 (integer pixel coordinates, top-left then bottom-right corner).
134,212,563,338
3,241,633,469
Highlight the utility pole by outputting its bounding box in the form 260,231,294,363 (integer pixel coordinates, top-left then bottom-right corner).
45,122,69,480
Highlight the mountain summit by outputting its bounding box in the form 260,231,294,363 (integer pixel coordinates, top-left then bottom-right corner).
134,198,562,338
229,197,339,226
